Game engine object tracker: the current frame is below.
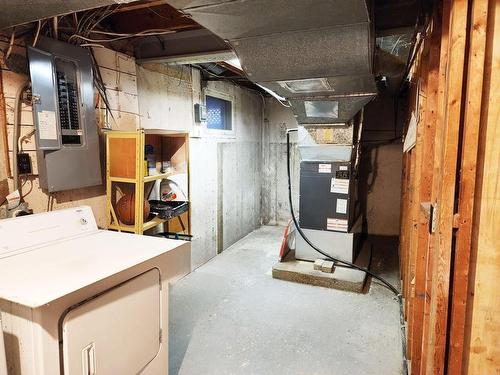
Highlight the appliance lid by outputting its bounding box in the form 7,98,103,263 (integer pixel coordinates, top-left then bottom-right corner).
0,228,188,308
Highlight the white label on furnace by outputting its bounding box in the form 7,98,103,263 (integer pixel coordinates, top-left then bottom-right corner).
318,163,331,173
37,110,58,140
339,166,348,170
330,178,349,194
326,218,348,232
336,198,347,214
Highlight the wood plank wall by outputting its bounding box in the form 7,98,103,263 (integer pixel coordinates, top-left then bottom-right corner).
399,1,498,374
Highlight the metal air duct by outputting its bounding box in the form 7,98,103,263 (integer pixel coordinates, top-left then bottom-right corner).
167,0,377,124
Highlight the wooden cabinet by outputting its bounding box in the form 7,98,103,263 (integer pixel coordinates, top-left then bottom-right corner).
106,129,190,235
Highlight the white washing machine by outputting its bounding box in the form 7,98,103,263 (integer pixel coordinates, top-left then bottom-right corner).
0,206,191,375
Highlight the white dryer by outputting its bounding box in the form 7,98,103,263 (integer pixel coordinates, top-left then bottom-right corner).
0,206,191,375
0,313,6,375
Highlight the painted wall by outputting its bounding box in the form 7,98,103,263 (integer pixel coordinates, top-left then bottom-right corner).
360,94,403,236
136,65,263,269
261,98,299,226
358,143,402,235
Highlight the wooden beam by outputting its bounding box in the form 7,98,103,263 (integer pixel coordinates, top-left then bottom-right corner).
407,146,418,359
420,2,450,373
217,61,245,76
447,1,489,373
463,0,499,372
425,0,469,373
113,0,168,13
409,11,442,374
405,38,430,363
399,151,411,312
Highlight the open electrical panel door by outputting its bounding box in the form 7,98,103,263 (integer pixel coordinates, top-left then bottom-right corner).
26,47,62,150
61,269,162,374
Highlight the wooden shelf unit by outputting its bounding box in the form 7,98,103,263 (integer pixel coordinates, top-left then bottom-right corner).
106,129,190,235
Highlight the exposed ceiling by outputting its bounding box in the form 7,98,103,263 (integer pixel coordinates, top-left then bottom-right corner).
1,0,424,94
0,0,137,30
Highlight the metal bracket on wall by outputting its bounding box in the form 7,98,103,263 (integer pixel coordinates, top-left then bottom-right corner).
31,93,41,105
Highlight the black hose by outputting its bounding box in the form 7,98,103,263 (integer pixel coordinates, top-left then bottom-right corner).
286,129,400,296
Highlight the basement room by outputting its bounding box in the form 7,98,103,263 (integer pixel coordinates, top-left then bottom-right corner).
0,0,498,374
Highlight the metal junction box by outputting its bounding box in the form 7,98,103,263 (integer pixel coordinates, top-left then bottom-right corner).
28,37,101,192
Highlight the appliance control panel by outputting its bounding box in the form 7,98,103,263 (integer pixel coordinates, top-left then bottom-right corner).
0,206,97,258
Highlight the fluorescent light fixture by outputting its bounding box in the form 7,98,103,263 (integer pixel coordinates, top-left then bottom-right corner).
278,78,332,93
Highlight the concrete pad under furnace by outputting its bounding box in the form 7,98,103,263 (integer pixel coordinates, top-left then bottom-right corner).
272,242,372,293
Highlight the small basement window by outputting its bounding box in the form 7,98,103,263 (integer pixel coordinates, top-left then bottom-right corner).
206,95,232,131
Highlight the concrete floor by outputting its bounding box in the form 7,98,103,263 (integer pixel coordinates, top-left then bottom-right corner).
169,226,403,375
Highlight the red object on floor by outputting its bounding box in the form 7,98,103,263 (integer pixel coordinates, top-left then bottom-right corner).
279,219,292,262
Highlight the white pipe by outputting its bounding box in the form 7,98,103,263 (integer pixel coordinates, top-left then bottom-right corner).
13,81,30,192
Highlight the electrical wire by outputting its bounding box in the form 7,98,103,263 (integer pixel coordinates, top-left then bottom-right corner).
286,128,400,296
4,28,15,61
88,5,116,33
33,20,42,46
255,83,291,108
69,29,175,43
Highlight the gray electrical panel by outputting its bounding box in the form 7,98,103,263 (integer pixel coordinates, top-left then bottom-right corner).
27,37,101,192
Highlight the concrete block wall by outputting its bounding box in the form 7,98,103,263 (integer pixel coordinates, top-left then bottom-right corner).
261,98,300,226
261,95,403,237
137,65,263,269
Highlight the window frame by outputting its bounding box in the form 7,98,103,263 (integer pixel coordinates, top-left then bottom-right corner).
202,89,235,138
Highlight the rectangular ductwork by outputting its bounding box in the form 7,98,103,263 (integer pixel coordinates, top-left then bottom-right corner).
230,23,372,82
168,0,370,39
167,0,376,124
289,95,375,125
259,75,377,99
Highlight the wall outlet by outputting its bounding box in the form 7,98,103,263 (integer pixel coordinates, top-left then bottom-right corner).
17,153,32,175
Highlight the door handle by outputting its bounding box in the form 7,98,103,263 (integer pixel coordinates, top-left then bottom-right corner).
82,343,96,375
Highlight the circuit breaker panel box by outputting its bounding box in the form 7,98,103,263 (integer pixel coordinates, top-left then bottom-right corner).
27,37,101,192
299,161,356,233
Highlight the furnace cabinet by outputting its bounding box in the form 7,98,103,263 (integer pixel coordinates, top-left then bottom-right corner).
299,160,358,233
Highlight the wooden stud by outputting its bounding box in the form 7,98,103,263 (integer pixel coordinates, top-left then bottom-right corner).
408,14,443,373
113,1,168,13
447,1,489,373
463,0,499,372
420,2,451,372
425,0,469,373
0,70,11,194
407,147,418,359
